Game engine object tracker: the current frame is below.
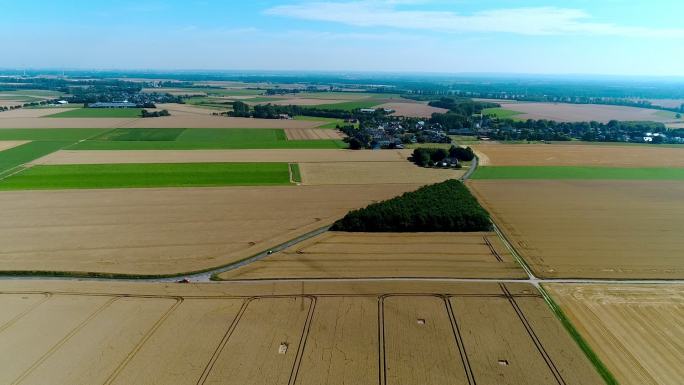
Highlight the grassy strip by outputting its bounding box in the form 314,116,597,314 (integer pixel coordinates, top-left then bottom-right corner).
0,162,293,190
539,286,619,385
47,108,143,118
472,166,684,180
0,128,108,141
0,141,73,174
289,163,302,183
70,128,346,150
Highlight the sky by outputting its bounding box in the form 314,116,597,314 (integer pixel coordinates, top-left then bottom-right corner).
1,0,683,76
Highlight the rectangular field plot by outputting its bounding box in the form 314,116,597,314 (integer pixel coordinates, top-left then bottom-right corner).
547,284,684,385
473,166,684,180
0,162,293,190
69,128,346,150
383,296,469,385
218,232,526,280
0,281,603,385
110,299,244,385
0,293,48,328
47,108,143,118
474,144,684,168
450,296,559,384
295,297,378,385
202,297,312,385
469,180,684,279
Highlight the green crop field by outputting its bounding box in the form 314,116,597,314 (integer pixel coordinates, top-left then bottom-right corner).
47,108,143,118
69,128,346,150
482,107,525,120
0,141,73,175
0,128,107,141
0,162,292,190
472,166,684,180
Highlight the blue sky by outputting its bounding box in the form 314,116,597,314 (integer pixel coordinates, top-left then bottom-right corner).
1,0,683,76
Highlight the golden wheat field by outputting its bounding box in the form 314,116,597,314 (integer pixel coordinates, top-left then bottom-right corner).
0,280,603,385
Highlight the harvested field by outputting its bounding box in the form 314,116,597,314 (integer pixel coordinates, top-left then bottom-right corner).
474,144,684,167
217,232,526,280
284,128,344,140
497,102,676,123
47,108,143,118
0,280,603,385
0,140,29,152
377,102,448,117
299,161,463,185
0,184,419,276
0,99,22,107
546,284,684,385
469,180,684,278
32,148,413,165
0,108,75,118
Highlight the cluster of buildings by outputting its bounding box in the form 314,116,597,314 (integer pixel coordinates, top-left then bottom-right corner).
365,120,451,149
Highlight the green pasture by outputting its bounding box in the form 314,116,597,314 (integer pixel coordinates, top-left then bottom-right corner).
482,107,525,120
0,162,293,190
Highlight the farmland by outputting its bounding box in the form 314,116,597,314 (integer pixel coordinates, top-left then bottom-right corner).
0,162,293,190
299,161,462,185
0,184,419,276
68,128,346,150
495,102,680,123
472,166,684,180
546,284,684,385
376,101,448,117
217,232,526,280
0,280,604,385
473,144,684,167
47,108,144,118
469,180,684,278
483,107,524,120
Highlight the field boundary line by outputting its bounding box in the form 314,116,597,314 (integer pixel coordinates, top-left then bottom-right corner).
500,283,566,385
103,297,184,385
378,295,386,385
444,296,476,385
537,285,620,385
288,296,317,385
196,298,252,385
0,292,51,334
10,296,119,385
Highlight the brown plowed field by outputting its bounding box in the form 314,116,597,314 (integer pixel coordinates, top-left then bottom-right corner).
473,144,684,167
0,184,418,276
284,128,344,140
33,148,413,165
499,102,677,123
299,161,463,185
546,284,684,385
377,102,448,118
0,108,68,118
469,180,684,278
217,232,526,280
0,280,603,385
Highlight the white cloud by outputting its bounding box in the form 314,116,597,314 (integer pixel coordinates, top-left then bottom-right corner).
266,1,684,38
